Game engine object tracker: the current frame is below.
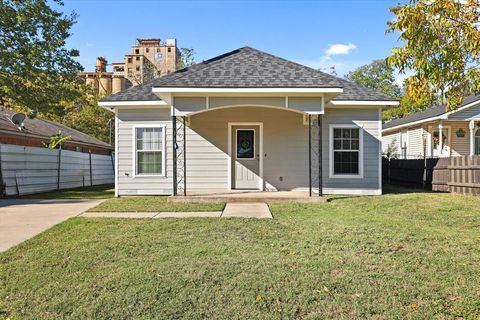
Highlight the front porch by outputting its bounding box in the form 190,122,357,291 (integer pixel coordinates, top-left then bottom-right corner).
168,190,328,203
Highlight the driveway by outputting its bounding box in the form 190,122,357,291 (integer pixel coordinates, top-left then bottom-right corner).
0,199,103,252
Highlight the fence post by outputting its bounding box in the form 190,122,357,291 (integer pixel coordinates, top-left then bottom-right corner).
57,146,62,191
89,150,93,187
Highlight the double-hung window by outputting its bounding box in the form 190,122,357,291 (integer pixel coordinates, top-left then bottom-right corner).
134,126,165,176
330,126,362,177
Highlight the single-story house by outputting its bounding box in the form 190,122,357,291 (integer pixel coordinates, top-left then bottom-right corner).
0,109,113,155
382,95,480,159
99,47,398,197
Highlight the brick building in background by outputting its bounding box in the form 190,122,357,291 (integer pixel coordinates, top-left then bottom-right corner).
78,38,179,95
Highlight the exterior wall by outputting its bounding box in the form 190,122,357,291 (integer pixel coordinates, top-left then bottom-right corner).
382,131,400,155
448,121,470,156
383,121,472,157
116,106,382,195
407,127,424,158
116,107,173,195
322,107,381,193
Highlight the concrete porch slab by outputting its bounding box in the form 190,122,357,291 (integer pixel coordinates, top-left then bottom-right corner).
169,191,327,204
221,203,272,219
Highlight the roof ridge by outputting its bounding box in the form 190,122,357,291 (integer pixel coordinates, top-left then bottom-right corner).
242,46,344,85
153,47,247,87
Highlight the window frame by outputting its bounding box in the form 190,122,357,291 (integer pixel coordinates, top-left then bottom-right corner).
329,124,363,179
235,129,256,160
132,124,166,177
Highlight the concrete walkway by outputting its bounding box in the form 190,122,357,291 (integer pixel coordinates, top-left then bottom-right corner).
221,203,272,219
0,199,104,252
82,203,273,219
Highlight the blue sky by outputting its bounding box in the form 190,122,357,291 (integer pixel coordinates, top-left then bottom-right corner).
61,0,406,81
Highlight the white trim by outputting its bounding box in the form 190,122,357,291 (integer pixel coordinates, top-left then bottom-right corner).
153,87,343,94
98,100,168,107
235,129,256,160
329,100,399,106
228,122,264,191
114,109,119,197
428,124,452,157
329,124,364,179
132,124,167,178
470,120,475,156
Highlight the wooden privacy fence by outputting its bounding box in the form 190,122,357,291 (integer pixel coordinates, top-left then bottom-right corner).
0,144,114,196
383,155,480,195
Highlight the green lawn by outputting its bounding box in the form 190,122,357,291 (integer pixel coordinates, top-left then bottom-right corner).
19,184,114,199
1,188,480,319
88,196,225,212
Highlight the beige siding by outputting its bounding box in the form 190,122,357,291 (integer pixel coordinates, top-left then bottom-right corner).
116,105,382,195
209,97,286,109
117,108,172,195
288,97,322,112
407,127,424,158
448,121,470,156
322,107,381,191
174,97,206,112
382,132,400,155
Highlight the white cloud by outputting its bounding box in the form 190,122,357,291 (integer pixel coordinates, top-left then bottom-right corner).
296,43,358,76
325,43,357,56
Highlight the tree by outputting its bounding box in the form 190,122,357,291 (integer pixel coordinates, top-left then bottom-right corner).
42,132,70,149
386,0,480,111
61,86,114,144
176,48,196,70
345,59,402,97
0,0,82,112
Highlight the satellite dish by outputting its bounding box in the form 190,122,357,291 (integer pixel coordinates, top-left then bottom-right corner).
11,113,26,130
155,53,163,61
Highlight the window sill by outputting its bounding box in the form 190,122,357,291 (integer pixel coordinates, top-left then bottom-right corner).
329,174,363,179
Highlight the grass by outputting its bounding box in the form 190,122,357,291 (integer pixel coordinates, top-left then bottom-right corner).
18,184,114,199
1,187,480,319
88,196,225,212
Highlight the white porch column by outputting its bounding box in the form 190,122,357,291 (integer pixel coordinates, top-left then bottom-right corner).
438,121,444,157
469,120,475,156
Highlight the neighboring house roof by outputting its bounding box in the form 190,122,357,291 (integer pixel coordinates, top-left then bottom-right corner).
0,110,112,149
101,46,395,102
382,94,480,130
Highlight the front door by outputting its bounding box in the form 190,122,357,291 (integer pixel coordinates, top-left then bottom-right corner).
232,126,260,189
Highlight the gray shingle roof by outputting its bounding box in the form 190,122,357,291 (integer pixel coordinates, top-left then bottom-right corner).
101,46,395,102
382,94,480,130
0,110,112,148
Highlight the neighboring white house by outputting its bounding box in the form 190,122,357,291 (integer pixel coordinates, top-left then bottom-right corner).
99,47,398,197
382,95,480,159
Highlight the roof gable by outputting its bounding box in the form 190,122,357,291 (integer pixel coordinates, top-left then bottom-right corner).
101,46,395,102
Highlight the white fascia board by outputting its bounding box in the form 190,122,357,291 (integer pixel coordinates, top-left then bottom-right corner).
98,100,168,107
152,87,344,94
382,99,480,133
382,116,442,133
329,100,400,106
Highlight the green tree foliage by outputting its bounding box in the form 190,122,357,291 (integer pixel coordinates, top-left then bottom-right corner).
0,0,83,112
61,86,114,144
42,132,70,149
176,48,196,70
387,0,480,111
345,59,402,98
